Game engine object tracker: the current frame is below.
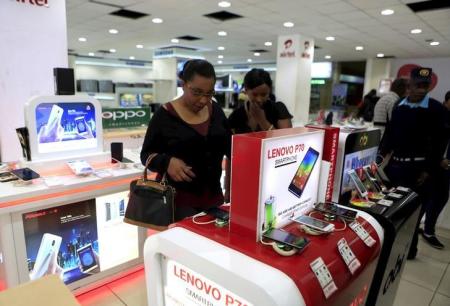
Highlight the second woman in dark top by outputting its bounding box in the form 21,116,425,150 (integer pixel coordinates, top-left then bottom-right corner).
228,68,293,134
140,60,231,221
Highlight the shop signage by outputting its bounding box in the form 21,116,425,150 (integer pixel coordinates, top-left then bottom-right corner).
102,107,150,129
163,258,253,306
16,0,48,6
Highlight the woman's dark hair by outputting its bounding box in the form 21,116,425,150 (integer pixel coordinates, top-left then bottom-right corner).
445,91,450,102
390,78,408,97
178,59,216,82
243,68,272,90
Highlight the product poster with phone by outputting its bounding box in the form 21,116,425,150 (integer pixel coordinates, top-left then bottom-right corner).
35,102,97,153
258,131,324,233
22,192,139,285
341,147,378,194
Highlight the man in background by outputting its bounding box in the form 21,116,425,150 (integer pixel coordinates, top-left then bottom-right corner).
381,68,447,259
373,78,409,134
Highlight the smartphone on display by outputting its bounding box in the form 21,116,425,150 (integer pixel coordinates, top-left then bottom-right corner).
29,233,62,280
47,104,63,126
11,168,40,181
347,169,369,199
314,202,357,221
288,147,320,198
66,160,93,176
205,207,229,221
363,166,382,192
75,116,88,135
291,215,335,232
0,171,19,183
263,228,310,250
77,244,98,273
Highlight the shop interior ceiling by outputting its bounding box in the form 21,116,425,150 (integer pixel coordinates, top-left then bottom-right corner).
67,0,450,64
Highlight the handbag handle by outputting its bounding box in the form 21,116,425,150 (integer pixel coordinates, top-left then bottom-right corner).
143,153,168,184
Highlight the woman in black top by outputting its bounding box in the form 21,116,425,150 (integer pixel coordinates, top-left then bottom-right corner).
228,68,293,134
140,60,232,221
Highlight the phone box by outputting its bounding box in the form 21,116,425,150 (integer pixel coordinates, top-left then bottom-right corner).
230,127,324,241
306,125,340,202
0,275,79,306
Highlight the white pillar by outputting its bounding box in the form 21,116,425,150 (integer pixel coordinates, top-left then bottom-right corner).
152,58,177,103
275,35,314,125
363,58,391,95
0,1,68,161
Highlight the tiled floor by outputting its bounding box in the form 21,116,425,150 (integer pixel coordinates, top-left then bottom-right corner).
75,228,450,306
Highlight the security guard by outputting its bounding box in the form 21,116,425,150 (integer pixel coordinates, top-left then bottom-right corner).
381,67,447,259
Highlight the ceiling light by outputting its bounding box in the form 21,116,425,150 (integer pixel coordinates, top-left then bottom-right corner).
355,46,364,51
136,44,144,49
78,37,87,42
218,46,225,51
325,36,335,41
88,52,95,56
152,18,163,24
377,53,385,58
324,55,331,59
381,9,394,16
171,38,179,43
218,1,231,8
218,31,227,36
264,41,273,46
247,58,252,63
218,60,223,64
283,21,294,28
254,52,261,56
410,29,422,34
129,56,135,60
218,55,224,59
109,29,118,34
109,49,116,53
430,41,440,46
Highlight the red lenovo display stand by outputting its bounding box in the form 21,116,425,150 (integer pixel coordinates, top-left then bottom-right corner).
144,127,384,306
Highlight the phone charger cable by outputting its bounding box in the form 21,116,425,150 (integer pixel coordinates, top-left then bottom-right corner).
333,217,347,232
259,232,298,257
192,212,216,225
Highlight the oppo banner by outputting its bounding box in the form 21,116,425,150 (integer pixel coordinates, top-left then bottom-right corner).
102,107,150,129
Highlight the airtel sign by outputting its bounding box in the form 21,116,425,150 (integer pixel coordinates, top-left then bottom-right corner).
16,0,48,6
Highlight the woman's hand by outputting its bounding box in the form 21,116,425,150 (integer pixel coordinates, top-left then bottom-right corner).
248,102,271,130
167,157,196,182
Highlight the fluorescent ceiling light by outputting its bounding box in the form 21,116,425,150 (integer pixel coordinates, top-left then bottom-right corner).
324,55,331,59
430,41,440,46
152,18,163,24
355,46,364,51
88,52,95,56
254,52,261,56
171,38,179,43
218,46,225,51
129,56,135,60
109,48,116,53
381,9,394,16
218,1,231,8
264,41,273,46
377,53,385,58
218,60,223,64
283,21,294,28
410,29,422,34
136,44,144,49
325,36,335,41
218,55,224,59
109,29,118,34
218,31,227,36
78,37,87,42
247,59,252,62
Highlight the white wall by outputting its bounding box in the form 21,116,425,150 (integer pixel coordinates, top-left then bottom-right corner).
390,57,450,102
0,1,68,162
74,64,153,83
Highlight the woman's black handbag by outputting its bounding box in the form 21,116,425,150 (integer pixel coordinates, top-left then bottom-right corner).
124,154,175,230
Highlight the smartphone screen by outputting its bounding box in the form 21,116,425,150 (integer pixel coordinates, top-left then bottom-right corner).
291,215,334,231
75,116,88,135
263,228,310,250
314,202,357,220
288,147,320,198
11,168,40,181
347,169,368,198
77,244,98,273
363,166,382,192
205,207,229,221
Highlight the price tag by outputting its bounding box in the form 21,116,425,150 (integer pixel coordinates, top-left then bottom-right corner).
396,186,410,193
310,257,338,299
350,221,376,247
337,238,361,274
